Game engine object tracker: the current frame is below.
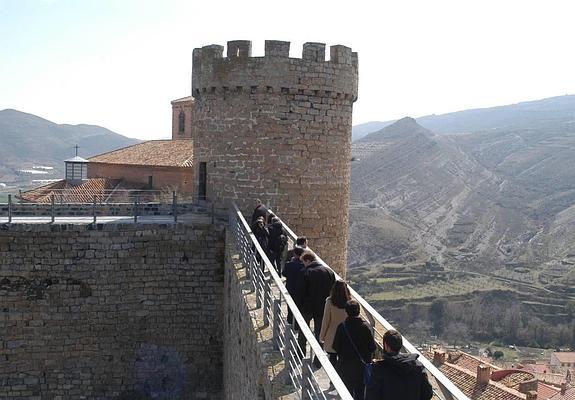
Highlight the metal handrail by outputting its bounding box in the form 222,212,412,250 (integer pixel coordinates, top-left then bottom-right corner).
0,192,215,225
274,209,470,400
230,202,354,399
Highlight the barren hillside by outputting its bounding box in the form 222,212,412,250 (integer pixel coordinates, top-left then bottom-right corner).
348,114,575,347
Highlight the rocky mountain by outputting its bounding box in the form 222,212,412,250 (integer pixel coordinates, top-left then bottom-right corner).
0,109,140,187
349,117,500,269
352,94,575,141
348,111,575,347
349,97,575,271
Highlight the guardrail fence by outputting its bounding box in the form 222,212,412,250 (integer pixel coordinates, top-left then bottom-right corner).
229,202,470,400
0,190,215,224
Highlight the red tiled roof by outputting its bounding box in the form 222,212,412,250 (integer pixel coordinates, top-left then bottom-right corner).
538,382,560,400
17,179,148,203
89,140,193,167
439,363,526,400
520,363,551,374
550,387,575,400
449,351,498,372
493,370,536,389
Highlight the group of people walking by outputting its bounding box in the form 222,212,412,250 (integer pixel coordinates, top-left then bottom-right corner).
250,200,433,400
251,199,288,272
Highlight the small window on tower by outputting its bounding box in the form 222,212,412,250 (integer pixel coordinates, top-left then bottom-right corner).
178,111,185,135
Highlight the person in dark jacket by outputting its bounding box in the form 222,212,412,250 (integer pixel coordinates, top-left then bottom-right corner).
267,216,288,273
282,246,305,327
298,250,336,361
365,330,433,400
333,300,376,400
251,216,269,264
251,199,269,225
285,236,308,264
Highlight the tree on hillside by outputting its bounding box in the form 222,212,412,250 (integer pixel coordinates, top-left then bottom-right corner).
430,299,447,336
408,320,432,345
444,322,470,347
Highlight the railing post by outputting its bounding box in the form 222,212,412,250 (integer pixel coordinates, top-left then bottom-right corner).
8,194,12,224
211,202,215,224
50,195,55,224
263,275,271,327
246,245,252,280
284,324,295,385
300,357,313,400
254,263,262,309
133,196,138,224
92,195,97,225
172,191,178,224
273,297,282,350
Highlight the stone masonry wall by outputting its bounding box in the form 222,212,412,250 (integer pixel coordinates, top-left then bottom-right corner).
0,223,224,399
191,40,358,276
223,237,265,400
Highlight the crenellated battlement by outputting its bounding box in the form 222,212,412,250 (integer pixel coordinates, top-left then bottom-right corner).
192,40,358,100
192,39,358,275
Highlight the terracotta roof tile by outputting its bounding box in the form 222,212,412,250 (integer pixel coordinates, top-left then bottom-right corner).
495,371,536,389
520,363,552,374
550,387,575,400
449,351,498,372
538,382,560,400
18,179,147,203
89,140,193,167
439,363,526,400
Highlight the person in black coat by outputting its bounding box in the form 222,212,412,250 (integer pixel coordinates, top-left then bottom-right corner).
267,217,288,273
251,199,269,225
298,250,335,359
285,236,308,264
251,216,269,264
333,300,376,400
282,246,305,327
365,330,432,400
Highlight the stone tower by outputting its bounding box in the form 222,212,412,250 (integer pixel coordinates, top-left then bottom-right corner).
191,40,358,276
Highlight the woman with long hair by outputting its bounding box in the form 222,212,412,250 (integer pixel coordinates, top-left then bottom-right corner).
320,279,352,366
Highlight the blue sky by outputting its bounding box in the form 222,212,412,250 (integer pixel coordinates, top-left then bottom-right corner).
2,0,575,139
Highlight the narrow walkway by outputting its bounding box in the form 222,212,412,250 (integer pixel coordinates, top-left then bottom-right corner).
229,249,338,399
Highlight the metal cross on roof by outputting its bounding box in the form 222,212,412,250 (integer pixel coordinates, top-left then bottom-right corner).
74,144,80,156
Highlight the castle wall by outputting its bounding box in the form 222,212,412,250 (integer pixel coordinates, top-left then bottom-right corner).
171,98,195,140
89,162,194,193
223,237,268,400
0,223,225,399
191,40,358,276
